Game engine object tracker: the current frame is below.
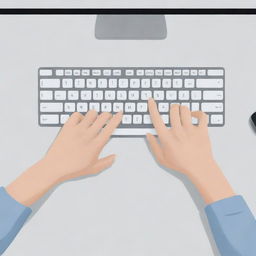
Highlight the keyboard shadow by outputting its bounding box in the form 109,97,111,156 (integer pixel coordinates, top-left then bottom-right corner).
144,137,221,256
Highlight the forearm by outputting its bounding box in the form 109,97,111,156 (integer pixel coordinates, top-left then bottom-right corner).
187,161,235,204
6,159,59,207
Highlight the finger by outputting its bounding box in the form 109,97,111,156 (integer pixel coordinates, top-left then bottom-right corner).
180,105,192,127
169,104,181,129
65,112,84,126
191,111,209,127
88,112,112,137
79,110,98,128
146,133,165,165
89,154,116,175
148,98,169,136
96,111,123,145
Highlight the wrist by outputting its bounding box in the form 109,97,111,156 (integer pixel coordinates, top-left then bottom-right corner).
187,162,235,204
6,159,59,207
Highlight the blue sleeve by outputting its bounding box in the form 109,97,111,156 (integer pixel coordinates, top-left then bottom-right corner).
0,187,32,255
205,195,256,256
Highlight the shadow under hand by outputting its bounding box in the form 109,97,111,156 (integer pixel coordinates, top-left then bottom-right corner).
144,137,220,256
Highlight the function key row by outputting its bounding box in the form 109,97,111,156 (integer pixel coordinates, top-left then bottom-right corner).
39,68,224,77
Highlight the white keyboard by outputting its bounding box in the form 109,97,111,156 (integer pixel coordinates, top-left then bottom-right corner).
38,67,225,136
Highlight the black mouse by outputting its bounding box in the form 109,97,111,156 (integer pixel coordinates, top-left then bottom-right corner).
251,112,256,128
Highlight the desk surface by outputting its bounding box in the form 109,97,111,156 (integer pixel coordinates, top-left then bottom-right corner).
0,15,256,256
0,0,256,8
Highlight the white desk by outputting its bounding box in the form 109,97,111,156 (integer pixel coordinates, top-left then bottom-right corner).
0,15,256,256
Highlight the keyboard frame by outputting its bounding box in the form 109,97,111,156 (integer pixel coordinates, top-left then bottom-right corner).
38,67,225,137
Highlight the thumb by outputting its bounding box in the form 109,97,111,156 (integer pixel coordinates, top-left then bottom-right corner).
89,154,116,175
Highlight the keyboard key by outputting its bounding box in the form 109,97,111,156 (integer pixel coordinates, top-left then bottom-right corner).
113,69,121,76
211,114,223,124
203,91,223,100
184,79,195,88
143,114,152,124
141,79,150,88
155,69,163,76
199,69,206,76
89,103,100,112
40,69,52,76
82,69,90,76
141,91,152,100
56,69,64,76
60,114,70,124
68,91,79,100
113,103,124,112
122,115,132,124
137,103,147,112
145,69,154,76
98,79,107,88
130,79,140,88
166,90,177,100
92,69,101,76
158,102,169,112
136,69,144,76
191,91,202,100
197,79,223,88
179,91,189,100
173,79,182,88
117,91,127,100
191,70,198,76
201,103,223,112
182,69,190,76
81,91,92,100
65,103,75,112
87,79,96,88
208,69,224,76
93,90,103,100
162,79,171,88
40,103,63,112
62,79,73,88
109,79,117,88
173,70,181,76
74,79,85,88
133,115,142,124
191,102,200,111
164,69,172,76
152,79,161,88
101,103,112,112
126,69,134,76
125,103,135,112
103,69,111,76
40,114,59,124
40,91,53,100
40,79,60,88
55,91,66,100
119,79,128,88
154,90,164,100
105,90,116,100
73,69,81,76
129,91,139,100
77,103,88,112
65,69,72,76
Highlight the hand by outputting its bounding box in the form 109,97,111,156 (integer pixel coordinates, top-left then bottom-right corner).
6,110,123,206
43,110,123,182
146,98,234,204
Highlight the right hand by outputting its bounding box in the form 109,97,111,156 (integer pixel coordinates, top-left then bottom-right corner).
146,98,215,178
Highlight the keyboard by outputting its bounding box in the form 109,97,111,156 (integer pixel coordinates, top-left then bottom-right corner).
38,67,225,136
